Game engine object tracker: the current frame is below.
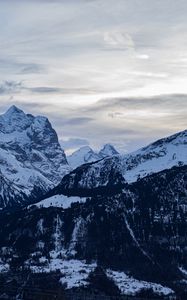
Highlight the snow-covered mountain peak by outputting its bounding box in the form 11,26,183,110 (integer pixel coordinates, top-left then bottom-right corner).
0,105,69,208
4,105,24,116
1,106,53,134
0,105,34,134
67,144,119,169
99,143,119,158
67,146,100,169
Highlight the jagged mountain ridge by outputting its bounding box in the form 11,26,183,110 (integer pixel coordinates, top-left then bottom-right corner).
0,105,69,208
67,144,119,169
59,129,187,195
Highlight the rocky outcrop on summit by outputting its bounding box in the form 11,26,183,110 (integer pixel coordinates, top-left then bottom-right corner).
0,106,69,208
98,143,119,158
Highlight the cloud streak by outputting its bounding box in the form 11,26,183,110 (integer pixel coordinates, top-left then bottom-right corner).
0,0,187,152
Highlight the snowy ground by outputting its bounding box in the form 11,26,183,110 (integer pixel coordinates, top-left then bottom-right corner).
107,269,174,296
31,194,87,209
179,266,187,276
28,258,96,289
0,259,9,273
26,255,174,296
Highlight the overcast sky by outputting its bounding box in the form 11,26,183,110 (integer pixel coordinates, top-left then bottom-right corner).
0,0,187,153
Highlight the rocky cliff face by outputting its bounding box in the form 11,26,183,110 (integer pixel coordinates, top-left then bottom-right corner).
0,105,69,208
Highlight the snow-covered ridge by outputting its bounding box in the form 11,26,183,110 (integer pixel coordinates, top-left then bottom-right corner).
121,129,187,182
67,144,119,168
61,129,187,191
0,105,69,208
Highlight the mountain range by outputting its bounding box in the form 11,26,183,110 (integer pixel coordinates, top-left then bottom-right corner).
0,106,186,299
60,129,187,196
67,144,119,169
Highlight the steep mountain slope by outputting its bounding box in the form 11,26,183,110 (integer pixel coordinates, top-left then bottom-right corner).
0,166,186,297
67,144,119,169
60,130,187,195
0,105,69,208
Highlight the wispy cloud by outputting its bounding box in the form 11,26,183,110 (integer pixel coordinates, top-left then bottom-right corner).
0,0,187,152
61,117,94,126
60,137,89,153
0,81,22,94
103,31,134,51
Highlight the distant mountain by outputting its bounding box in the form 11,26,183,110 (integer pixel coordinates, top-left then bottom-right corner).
61,130,187,195
67,144,119,168
0,105,69,208
67,146,100,169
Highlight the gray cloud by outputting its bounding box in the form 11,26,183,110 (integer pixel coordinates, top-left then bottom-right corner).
61,117,94,126
20,63,46,74
29,86,61,94
83,95,187,114
0,0,187,152
0,81,22,94
0,80,104,96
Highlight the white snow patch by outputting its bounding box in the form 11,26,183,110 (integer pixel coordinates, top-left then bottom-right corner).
68,217,87,255
37,218,44,234
28,258,96,289
179,267,187,276
0,259,10,273
60,260,96,289
33,194,87,209
107,269,174,296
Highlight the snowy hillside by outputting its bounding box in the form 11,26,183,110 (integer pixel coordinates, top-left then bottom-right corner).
0,105,69,208
0,165,186,297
